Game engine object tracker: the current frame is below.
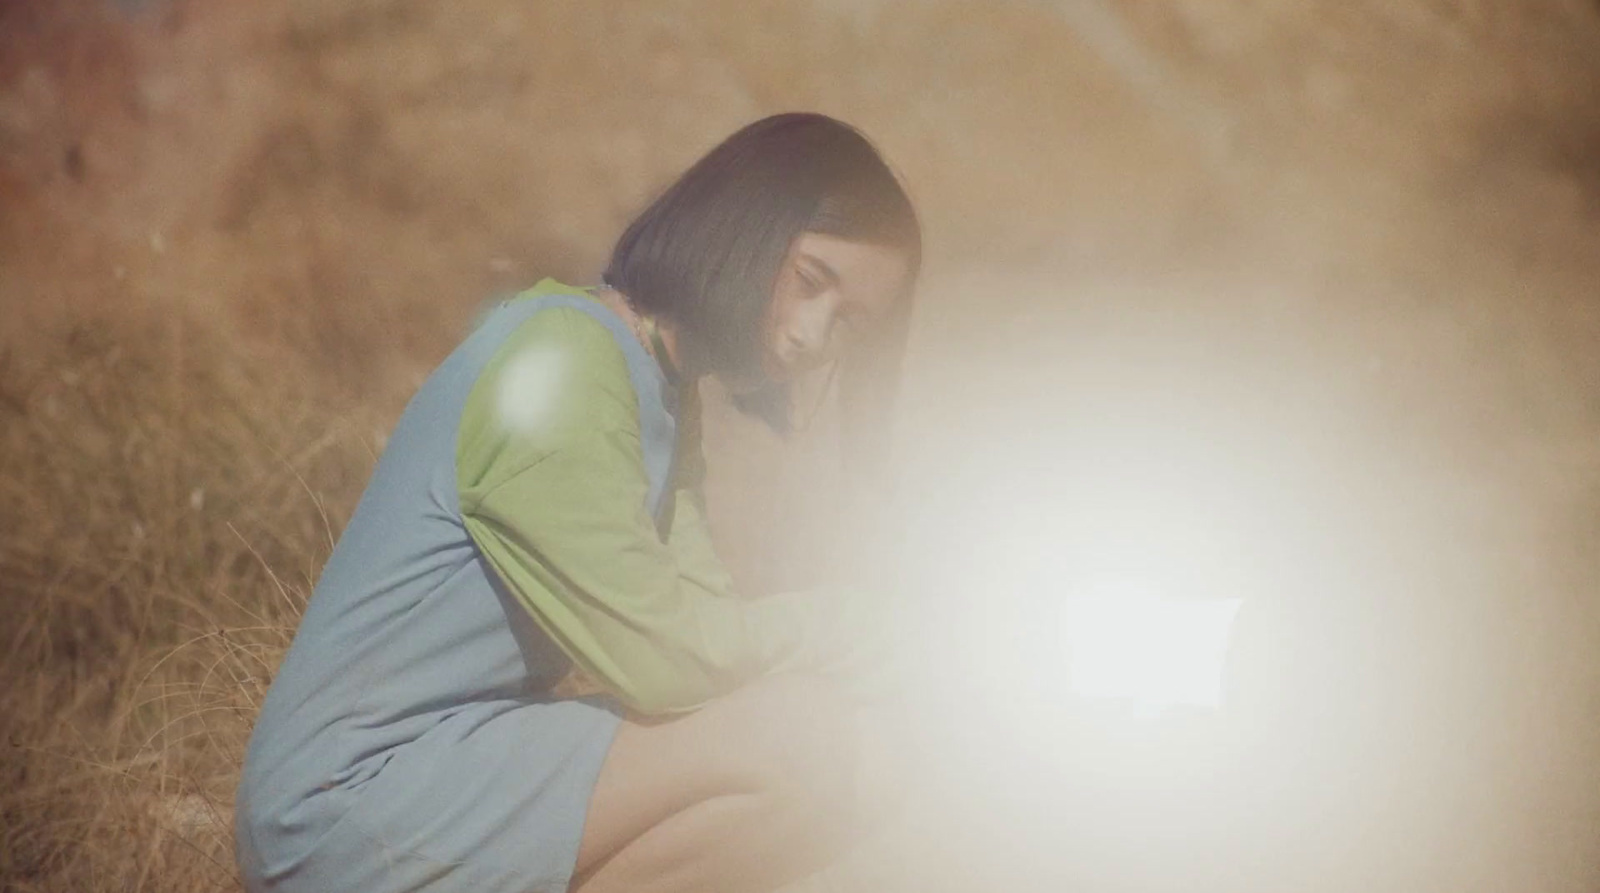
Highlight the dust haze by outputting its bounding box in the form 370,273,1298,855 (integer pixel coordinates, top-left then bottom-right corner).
2,1,1598,891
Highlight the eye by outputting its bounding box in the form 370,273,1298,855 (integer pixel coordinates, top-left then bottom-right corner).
797,268,825,297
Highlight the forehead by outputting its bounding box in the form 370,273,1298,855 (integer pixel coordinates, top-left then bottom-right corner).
789,232,911,308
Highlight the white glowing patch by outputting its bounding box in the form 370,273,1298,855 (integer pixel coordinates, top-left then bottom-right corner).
495,346,569,433
1063,581,1243,712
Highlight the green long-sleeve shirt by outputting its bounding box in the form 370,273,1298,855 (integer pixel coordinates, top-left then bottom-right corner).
457,281,860,715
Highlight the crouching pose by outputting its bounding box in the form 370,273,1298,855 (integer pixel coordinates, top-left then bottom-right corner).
236,112,922,893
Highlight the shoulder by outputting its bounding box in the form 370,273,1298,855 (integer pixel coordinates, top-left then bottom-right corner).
486,302,638,422
495,302,630,374
458,303,642,493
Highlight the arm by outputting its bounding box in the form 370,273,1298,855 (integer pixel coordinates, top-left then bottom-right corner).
661,387,913,703
458,307,837,715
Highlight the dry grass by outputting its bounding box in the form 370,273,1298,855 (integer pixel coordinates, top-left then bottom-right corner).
0,310,393,891
4,1,1600,891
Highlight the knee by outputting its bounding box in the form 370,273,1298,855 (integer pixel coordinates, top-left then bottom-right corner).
717,675,865,854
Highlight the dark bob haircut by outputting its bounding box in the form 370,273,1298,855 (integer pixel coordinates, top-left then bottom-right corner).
603,113,921,470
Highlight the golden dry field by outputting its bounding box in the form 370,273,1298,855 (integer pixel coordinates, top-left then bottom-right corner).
3,1,1600,891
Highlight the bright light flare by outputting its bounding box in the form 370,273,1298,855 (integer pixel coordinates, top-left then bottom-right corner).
496,345,568,432
1062,582,1243,711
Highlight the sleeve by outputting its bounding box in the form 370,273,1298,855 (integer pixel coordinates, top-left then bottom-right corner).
656,385,913,705
456,306,844,715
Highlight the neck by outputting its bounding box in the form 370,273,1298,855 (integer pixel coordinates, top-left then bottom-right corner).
596,285,697,382
655,320,688,378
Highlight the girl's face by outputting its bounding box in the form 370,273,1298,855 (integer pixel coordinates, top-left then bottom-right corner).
758,232,912,386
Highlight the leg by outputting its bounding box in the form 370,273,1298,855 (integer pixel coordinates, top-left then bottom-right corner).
572,674,878,893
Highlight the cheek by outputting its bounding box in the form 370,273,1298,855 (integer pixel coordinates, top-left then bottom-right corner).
755,296,789,373
763,286,800,344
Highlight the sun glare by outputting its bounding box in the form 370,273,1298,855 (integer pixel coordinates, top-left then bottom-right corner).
1063,580,1243,711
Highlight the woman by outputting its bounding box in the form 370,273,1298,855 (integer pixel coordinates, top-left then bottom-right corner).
236,112,922,893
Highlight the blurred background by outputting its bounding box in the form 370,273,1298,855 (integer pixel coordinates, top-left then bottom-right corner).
2,1,1598,891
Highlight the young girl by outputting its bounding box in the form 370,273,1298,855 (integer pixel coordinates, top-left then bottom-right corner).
236,112,922,893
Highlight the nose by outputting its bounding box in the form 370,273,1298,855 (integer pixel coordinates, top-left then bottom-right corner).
786,302,832,361
786,327,819,356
